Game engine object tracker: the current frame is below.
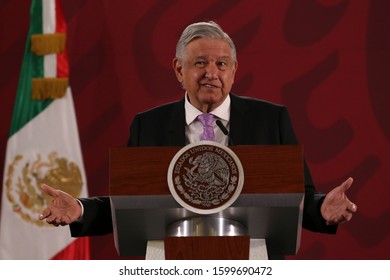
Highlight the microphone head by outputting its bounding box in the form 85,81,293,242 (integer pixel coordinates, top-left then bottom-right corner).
216,119,229,136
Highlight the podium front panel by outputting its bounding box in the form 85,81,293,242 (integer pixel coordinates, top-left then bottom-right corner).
109,145,304,257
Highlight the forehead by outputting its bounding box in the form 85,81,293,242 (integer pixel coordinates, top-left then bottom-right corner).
185,38,233,59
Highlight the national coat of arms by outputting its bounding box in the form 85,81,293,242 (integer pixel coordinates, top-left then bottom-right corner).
5,151,83,226
167,142,244,214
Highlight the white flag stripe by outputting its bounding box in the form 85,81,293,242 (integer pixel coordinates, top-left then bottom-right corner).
42,0,55,34
44,54,57,78
43,0,57,78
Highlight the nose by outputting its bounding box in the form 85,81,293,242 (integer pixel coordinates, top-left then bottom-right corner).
205,64,218,80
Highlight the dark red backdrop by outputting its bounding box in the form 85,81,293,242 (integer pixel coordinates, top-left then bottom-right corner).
0,0,389,259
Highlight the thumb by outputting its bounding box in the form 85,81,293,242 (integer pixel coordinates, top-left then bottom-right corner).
41,184,59,198
338,177,353,193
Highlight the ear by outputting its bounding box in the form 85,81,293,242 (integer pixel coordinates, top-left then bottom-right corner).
172,58,183,83
232,61,238,83
233,61,238,73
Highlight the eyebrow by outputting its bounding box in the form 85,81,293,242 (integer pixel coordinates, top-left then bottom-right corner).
194,55,232,60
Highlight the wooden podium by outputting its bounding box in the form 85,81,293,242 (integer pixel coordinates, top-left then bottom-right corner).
109,145,304,259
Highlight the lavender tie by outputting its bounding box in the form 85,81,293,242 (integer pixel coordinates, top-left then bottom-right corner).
198,113,215,141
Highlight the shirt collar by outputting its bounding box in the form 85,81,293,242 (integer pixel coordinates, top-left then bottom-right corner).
185,93,231,125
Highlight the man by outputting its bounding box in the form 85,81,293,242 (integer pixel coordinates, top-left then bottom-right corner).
40,21,357,242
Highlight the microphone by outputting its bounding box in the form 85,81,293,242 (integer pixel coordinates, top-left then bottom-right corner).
216,119,234,146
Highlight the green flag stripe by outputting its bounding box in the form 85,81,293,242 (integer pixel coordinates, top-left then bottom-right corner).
9,0,53,137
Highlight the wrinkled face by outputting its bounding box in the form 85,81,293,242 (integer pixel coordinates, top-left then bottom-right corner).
173,38,238,113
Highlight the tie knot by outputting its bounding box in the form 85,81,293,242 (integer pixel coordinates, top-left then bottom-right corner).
198,113,214,126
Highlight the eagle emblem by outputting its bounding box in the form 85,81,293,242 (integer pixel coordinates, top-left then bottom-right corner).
5,151,83,226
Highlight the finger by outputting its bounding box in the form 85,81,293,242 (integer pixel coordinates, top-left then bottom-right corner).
46,217,60,228
45,215,55,223
326,217,343,225
54,217,62,225
339,177,353,192
59,216,72,226
343,212,353,222
39,209,50,220
41,184,59,198
347,202,357,213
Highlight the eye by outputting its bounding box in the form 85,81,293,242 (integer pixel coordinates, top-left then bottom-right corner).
195,60,207,68
217,61,228,70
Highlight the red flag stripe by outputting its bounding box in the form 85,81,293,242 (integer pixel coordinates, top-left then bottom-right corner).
52,237,91,260
55,0,69,78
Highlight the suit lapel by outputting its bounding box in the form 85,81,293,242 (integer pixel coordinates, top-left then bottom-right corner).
229,94,250,145
167,99,186,146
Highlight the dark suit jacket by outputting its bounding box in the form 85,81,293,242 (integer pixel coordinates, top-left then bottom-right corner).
71,93,336,237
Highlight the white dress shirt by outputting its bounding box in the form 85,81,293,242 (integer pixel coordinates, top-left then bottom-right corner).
184,93,231,146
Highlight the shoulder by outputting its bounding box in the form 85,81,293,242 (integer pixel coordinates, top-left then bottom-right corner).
230,93,287,114
134,98,184,119
231,93,283,107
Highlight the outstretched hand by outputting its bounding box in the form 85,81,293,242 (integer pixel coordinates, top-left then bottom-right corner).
320,177,357,225
39,184,82,227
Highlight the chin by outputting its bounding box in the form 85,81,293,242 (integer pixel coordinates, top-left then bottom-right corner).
200,90,224,99
200,95,221,104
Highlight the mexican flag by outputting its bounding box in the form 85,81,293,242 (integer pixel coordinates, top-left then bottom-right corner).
0,0,90,259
